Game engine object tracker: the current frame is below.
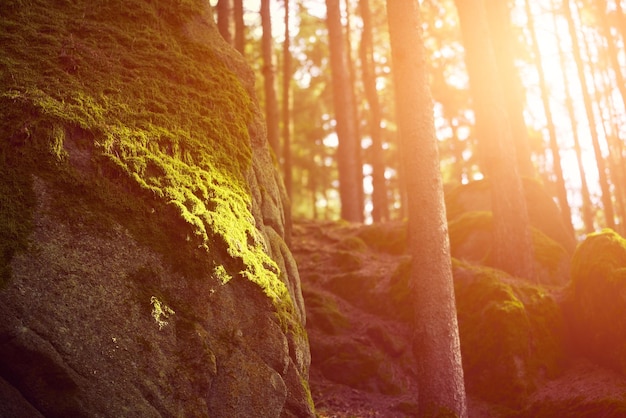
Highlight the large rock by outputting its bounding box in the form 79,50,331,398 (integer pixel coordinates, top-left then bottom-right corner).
565,229,626,375
445,178,577,254
0,1,312,417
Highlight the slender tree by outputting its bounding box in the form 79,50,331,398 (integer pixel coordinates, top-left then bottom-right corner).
486,0,535,178
233,0,245,55
551,0,595,232
455,0,536,281
326,0,364,222
387,1,467,416
215,0,232,44
563,0,615,229
525,0,574,234
359,0,389,222
261,0,281,155
283,0,293,201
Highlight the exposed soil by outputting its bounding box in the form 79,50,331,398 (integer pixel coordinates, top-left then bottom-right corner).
291,219,626,418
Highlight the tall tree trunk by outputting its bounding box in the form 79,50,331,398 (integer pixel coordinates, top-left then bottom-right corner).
387,1,467,416
261,0,281,156
564,0,615,229
343,0,365,217
486,0,535,178
455,0,536,281
283,0,293,202
326,0,363,222
233,0,244,55
215,0,232,44
360,0,388,222
551,0,594,232
525,0,574,234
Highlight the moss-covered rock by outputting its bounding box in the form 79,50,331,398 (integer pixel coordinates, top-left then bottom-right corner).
453,261,564,407
448,211,571,285
0,1,311,416
445,178,577,254
565,229,626,375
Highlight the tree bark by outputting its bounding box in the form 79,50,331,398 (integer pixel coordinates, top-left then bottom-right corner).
326,0,363,222
455,0,536,281
387,1,467,416
261,0,281,156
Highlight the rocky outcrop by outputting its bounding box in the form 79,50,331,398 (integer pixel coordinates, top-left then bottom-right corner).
445,179,575,285
0,1,312,417
565,229,626,376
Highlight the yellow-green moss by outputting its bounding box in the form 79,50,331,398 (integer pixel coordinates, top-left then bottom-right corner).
0,0,294,322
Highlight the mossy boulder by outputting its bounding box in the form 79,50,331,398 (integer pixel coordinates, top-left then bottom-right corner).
0,1,312,416
445,178,577,254
448,211,571,285
453,261,565,407
565,229,626,375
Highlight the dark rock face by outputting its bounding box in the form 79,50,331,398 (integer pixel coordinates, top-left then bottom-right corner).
0,1,312,417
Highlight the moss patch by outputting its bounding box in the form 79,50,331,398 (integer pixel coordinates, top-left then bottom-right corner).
453,261,564,406
448,211,570,284
0,0,295,323
566,229,626,374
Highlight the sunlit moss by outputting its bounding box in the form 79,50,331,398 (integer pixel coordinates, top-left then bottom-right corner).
0,0,295,323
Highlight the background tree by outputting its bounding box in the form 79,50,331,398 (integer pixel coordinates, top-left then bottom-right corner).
283,0,293,201
233,0,244,55
215,0,232,44
359,0,389,222
387,0,467,416
326,0,364,222
455,0,536,280
261,0,280,155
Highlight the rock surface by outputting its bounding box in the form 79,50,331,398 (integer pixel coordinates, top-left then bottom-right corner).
0,1,312,416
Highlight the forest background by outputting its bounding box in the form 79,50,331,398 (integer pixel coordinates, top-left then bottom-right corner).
209,0,626,237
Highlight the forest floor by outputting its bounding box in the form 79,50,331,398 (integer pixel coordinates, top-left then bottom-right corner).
291,219,626,418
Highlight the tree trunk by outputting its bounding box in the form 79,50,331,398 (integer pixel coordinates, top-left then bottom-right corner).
233,0,244,55
486,0,535,178
326,0,363,222
525,0,574,234
283,0,293,202
360,0,389,222
215,0,232,44
261,0,281,156
455,0,536,281
551,0,594,232
563,0,615,229
387,1,467,416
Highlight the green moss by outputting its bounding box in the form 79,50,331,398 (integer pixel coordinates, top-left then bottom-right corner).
303,287,351,335
453,261,564,406
567,229,626,374
0,0,296,326
448,211,569,282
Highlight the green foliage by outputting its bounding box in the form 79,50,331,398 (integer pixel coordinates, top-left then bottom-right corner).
0,0,296,324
